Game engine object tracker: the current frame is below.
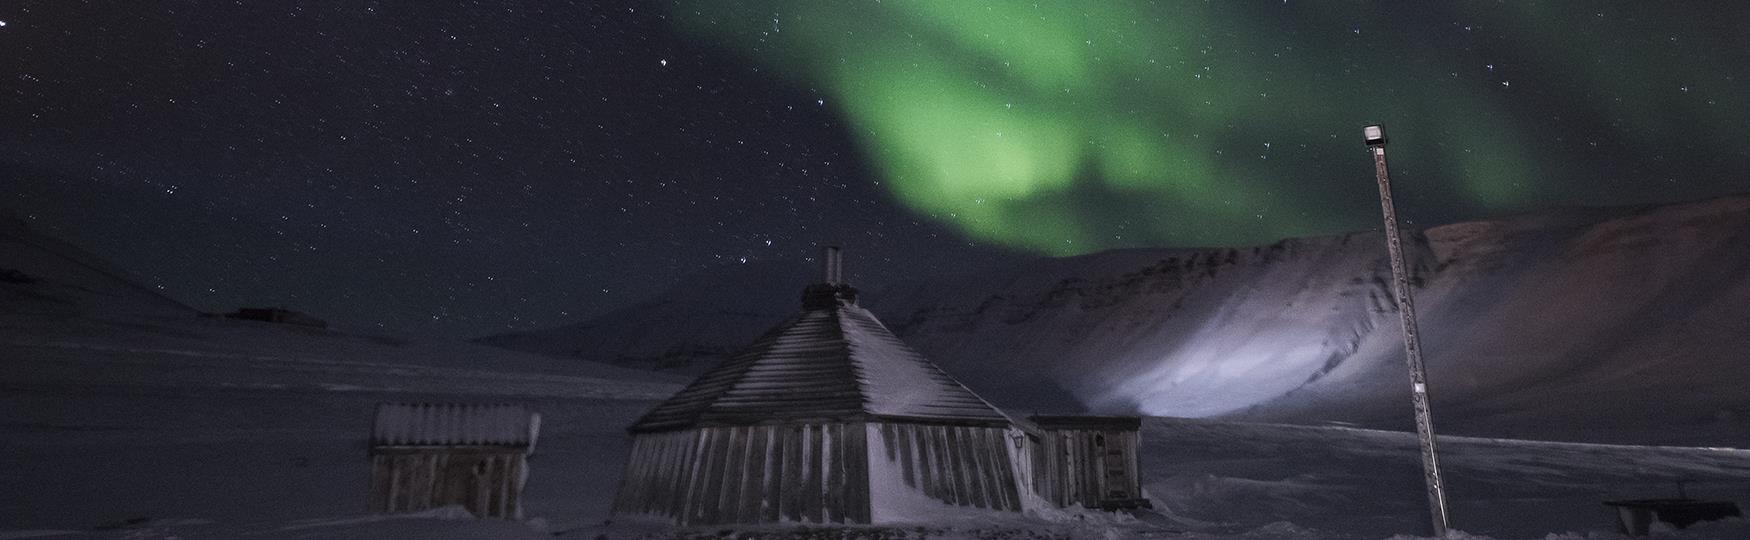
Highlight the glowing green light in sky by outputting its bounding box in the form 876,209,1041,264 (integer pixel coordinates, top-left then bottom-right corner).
671,1,1750,254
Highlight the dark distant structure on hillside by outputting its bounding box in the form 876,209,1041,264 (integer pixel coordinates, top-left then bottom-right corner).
0,267,35,284
368,403,540,519
226,307,328,328
612,247,1147,526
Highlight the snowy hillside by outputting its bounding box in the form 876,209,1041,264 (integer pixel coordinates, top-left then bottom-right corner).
1,216,195,318
476,260,818,372
0,216,686,534
482,195,1750,446
880,195,1750,446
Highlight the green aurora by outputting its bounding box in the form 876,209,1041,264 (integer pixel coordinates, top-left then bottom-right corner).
669,1,1749,254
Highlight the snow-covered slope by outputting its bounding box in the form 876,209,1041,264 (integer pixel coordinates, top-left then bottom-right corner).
1,215,684,397
477,261,816,372
879,195,1750,445
0,216,195,319
0,215,687,532
483,195,1750,446
1138,417,1750,539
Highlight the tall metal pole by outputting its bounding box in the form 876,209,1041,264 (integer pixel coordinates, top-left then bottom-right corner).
1363,125,1450,537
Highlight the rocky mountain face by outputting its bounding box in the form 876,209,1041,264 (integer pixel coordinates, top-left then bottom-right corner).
483,195,1750,445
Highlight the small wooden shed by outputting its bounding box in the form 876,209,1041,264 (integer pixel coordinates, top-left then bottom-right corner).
1022,415,1149,510
368,403,540,519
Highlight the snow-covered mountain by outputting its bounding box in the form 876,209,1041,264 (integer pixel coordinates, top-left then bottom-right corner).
483,194,1750,446
476,260,819,372
1,215,677,391
1,216,196,319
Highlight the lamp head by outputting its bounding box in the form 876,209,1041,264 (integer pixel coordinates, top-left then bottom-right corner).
1363,125,1387,147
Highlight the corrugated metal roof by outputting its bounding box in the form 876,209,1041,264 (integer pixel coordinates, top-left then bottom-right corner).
630,287,1011,433
371,403,540,448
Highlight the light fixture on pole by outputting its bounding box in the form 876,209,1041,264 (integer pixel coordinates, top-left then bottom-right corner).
1364,124,1451,537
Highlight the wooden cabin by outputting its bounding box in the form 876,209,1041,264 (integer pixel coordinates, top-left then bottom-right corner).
612,248,1026,526
368,403,540,519
1022,416,1149,510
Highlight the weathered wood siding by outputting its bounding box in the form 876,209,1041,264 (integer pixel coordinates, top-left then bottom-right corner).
368,449,527,519
866,422,1023,518
1030,428,1140,509
1012,431,1041,500
613,422,871,526
373,403,539,447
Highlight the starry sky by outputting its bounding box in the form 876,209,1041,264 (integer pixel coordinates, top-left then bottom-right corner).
3,1,1747,338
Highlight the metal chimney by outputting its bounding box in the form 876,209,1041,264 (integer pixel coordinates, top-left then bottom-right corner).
822,245,843,285
801,245,855,310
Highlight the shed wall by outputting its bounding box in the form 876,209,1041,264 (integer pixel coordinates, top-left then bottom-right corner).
368,449,527,519
613,422,870,526
866,422,1023,518
1031,429,1140,509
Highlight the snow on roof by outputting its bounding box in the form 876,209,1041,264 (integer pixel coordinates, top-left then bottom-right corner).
371,403,540,449
629,287,1010,433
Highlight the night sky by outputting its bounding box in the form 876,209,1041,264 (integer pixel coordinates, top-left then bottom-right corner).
4,1,1747,338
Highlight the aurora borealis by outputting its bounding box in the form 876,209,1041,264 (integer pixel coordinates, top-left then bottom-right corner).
5,1,1748,336
672,1,1750,253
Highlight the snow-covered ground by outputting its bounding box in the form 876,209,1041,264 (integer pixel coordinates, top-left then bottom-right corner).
1140,418,1750,539
3,309,1748,538
8,208,1750,538
0,313,679,537
7,370,1750,540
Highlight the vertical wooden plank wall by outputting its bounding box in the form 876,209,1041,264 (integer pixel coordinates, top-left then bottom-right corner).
1079,431,1097,506
1030,434,1053,506
1031,430,1106,508
612,422,1036,524
1004,429,1035,506
871,423,1022,512
612,423,870,526
368,451,526,518
1026,428,1142,509
1117,430,1139,500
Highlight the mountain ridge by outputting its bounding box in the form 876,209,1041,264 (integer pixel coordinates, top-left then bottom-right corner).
481,193,1750,445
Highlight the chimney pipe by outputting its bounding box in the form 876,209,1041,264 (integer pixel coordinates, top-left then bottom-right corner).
822,245,842,285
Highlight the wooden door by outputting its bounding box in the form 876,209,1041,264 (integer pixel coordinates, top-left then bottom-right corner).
1099,431,1131,500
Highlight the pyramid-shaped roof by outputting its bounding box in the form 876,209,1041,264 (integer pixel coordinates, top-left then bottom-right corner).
629,283,1011,433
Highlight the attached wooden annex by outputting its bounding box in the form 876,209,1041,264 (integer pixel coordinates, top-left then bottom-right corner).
1019,415,1150,510
368,403,540,519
